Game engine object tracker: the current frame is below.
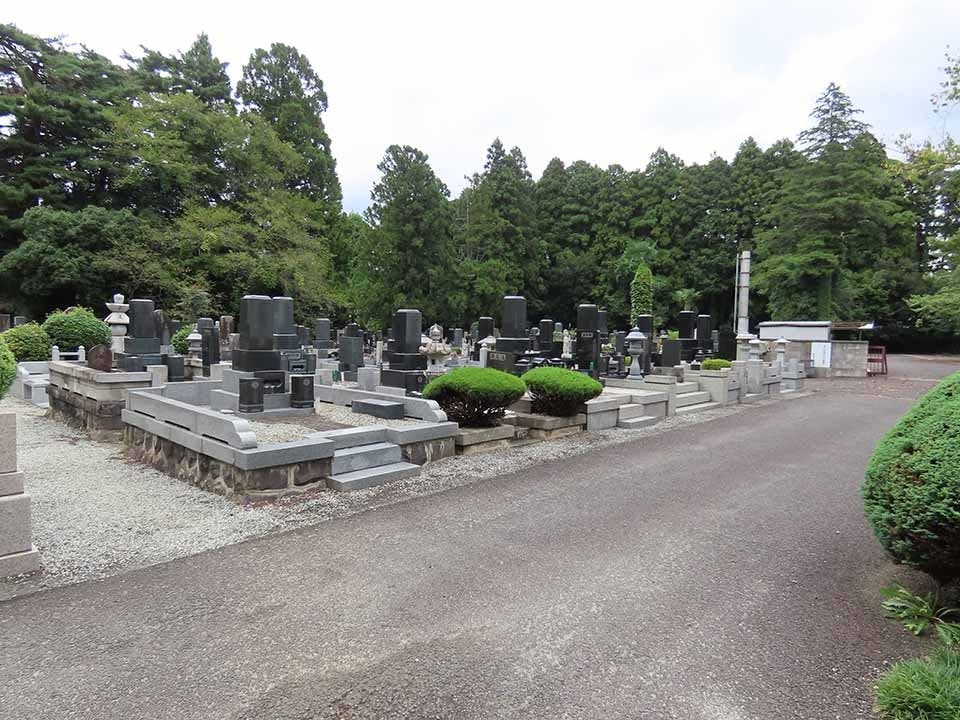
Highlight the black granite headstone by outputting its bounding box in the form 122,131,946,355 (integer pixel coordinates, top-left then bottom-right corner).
660,338,682,367
234,295,282,372
697,314,712,352
272,296,299,350
496,296,529,354
163,354,185,381
678,311,696,339
576,303,600,376
478,317,495,339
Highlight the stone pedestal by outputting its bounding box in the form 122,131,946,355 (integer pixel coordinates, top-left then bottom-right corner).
0,413,40,577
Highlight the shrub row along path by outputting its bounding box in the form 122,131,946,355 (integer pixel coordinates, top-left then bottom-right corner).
1,356,952,719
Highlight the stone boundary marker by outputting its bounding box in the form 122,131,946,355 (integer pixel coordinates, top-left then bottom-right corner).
0,412,40,577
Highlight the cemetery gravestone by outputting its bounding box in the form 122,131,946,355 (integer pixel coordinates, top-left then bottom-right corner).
576,304,601,377
87,345,113,373
381,309,427,392
234,295,282,372
124,299,161,357
495,296,529,354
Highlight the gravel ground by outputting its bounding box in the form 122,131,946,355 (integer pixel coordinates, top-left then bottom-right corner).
0,388,801,600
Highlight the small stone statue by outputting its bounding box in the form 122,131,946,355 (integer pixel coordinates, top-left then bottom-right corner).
561,329,573,360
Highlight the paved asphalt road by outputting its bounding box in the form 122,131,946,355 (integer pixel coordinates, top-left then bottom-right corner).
3,357,955,720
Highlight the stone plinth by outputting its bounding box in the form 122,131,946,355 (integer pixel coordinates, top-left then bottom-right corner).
0,412,40,577
47,361,153,439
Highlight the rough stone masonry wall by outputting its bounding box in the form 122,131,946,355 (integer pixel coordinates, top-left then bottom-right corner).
401,437,456,465
47,384,126,440
123,425,332,501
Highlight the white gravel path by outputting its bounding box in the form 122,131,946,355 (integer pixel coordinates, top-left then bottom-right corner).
0,391,805,600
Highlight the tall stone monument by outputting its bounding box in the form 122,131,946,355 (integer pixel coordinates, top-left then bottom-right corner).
0,413,40,577
495,296,529,354
233,295,282,372
381,309,427,392
104,294,130,355
576,303,600,377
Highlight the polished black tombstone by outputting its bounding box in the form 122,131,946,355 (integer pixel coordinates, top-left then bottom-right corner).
382,309,427,391
473,316,496,360
313,318,334,349
337,322,364,381
290,374,315,409
120,355,144,372
597,309,609,344
124,299,161,355
677,311,696,339
199,319,221,374
660,338,682,367
272,297,299,351
238,377,265,413
697,314,713,353
233,295,282,372
495,296,529,354
576,304,601,377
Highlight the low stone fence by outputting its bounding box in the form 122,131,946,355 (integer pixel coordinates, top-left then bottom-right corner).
47,362,153,440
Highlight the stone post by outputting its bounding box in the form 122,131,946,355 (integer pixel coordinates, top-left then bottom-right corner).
51,345,60,362
0,413,40,577
775,337,789,370
77,346,86,363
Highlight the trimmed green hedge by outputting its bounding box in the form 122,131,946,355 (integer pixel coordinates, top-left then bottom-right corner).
863,371,960,584
630,263,653,320
522,366,603,417
874,647,960,719
1,322,51,362
171,324,192,354
702,358,732,370
423,367,526,427
0,338,14,399
42,308,110,352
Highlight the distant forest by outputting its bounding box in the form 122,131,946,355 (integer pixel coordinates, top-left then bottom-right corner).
1,24,959,346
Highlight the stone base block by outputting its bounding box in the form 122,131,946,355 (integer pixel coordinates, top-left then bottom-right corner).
0,493,32,557
585,408,619,431
528,425,583,440
0,470,25,497
0,546,40,578
455,424,515,455
505,412,585,431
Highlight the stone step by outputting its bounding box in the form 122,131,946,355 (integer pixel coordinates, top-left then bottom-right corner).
675,401,722,415
675,381,700,394
327,462,420,492
617,415,658,429
332,442,401,475
617,403,647,420
675,391,711,408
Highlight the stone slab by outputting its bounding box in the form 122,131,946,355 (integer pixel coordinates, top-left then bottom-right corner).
505,412,585,431
455,424,515,447
332,442,402,474
384,422,459,446
581,395,630,413
327,461,420,492
311,426,389,449
233,438,335,471
352,398,405,419
527,425,583,441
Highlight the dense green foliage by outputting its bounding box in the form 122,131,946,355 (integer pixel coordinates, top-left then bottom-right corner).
0,25,958,344
0,323,51,361
874,646,960,720
41,308,110,352
863,372,960,584
422,367,525,427
0,339,14,398
171,324,192,354
881,583,960,645
521,367,603,417
701,359,732,370
630,263,653,321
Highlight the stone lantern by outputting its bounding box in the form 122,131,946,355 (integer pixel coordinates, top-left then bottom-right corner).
626,327,647,379
104,293,130,354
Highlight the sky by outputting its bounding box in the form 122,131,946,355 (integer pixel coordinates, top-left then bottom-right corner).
9,0,960,213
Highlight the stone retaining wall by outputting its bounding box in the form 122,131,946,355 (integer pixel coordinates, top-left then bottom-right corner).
124,425,331,500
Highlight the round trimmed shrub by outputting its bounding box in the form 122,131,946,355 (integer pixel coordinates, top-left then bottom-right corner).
0,338,14,399
42,308,110,352
863,371,960,585
522,366,603,417
1,322,51,361
702,358,732,370
171,324,192,354
423,367,526,427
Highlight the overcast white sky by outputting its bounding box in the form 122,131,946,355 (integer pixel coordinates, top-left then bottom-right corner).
9,1,960,212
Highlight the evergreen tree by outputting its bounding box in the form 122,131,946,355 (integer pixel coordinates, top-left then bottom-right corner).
125,33,233,111
351,145,456,328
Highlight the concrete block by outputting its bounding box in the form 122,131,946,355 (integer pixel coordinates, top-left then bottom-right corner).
0,493,32,556
149,364,168,387
357,366,381,391
580,395,630,413
332,442,402,474
374,385,408,397
617,415,658,429
585,408,619,431
0,413,16,474
0,471,25,497
315,368,335,386
0,546,40,577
